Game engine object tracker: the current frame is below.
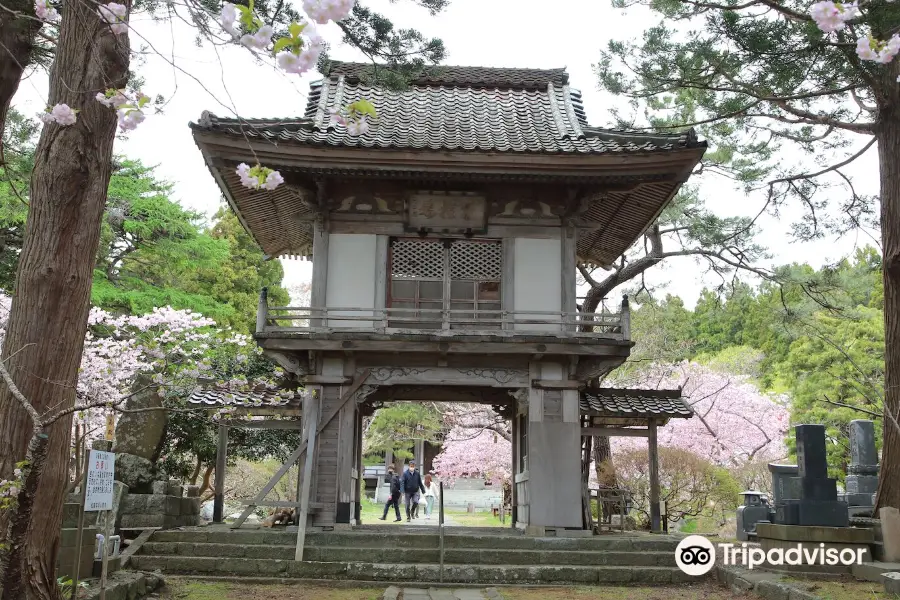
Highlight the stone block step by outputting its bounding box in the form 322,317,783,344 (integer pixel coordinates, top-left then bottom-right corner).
147,530,679,553
127,556,696,585
138,542,675,567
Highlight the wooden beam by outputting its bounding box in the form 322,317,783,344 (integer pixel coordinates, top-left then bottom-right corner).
234,420,304,430
302,375,352,385
295,399,319,561
231,441,307,529
257,337,632,357
532,380,583,390
233,500,325,510
648,418,661,533
581,427,650,438
213,425,227,523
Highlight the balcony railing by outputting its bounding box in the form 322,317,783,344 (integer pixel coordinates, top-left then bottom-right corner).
256,291,631,340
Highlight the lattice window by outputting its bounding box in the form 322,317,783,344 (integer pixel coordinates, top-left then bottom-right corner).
450,241,502,281
388,238,502,330
390,239,444,279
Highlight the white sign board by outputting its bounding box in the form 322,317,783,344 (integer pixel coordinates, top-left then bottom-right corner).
84,450,115,512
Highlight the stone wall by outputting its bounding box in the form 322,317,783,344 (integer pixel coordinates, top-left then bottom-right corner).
120,490,200,529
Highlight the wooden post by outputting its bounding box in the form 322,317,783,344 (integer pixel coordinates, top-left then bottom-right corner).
560,221,576,332
620,294,631,339
255,287,268,334
510,414,518,528
70,448,90,600
213,424,228,523
648,418,661,533
99,530,110,600
295,394,320,561
310,219,329,328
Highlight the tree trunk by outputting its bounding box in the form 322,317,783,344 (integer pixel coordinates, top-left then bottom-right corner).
0,0,130,596
876,100,900,513
0,0,42,135
1,429,50,598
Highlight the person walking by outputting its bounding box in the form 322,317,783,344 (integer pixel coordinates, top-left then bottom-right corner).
400,460,426,522
378,465,402,522
423,473,439,519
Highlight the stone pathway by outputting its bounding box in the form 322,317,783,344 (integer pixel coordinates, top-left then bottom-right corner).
382,586,502,600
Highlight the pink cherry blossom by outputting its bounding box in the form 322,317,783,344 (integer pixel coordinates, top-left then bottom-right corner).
35,0,60,22
611,362,790,467
809,1,858,33
98,3,128,35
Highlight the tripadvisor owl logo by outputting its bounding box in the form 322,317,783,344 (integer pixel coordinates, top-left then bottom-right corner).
675,535,716,576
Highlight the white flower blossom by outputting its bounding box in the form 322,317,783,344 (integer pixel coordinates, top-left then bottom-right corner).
220,2,240,38
117,108,145,132
240,24,273,50
98,2,128,35
302,0,355,24
39,104,77,126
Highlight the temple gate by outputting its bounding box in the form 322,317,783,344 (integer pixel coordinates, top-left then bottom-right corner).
189,62,704,543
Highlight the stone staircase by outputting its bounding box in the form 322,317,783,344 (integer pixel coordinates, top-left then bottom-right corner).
128,528,696,585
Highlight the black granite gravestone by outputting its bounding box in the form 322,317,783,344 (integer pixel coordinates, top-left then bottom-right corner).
774,424,848,527
845,419,878,506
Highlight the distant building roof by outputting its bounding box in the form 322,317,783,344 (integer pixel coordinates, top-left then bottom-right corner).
580,388,692,423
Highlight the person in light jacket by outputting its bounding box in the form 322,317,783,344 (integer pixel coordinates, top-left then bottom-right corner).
423,473,439,519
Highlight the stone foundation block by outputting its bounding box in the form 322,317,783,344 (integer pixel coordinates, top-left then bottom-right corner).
151,481,168,495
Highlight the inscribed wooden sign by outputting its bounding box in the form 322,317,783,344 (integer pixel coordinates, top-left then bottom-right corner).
407,193,487,230
85,450,115,512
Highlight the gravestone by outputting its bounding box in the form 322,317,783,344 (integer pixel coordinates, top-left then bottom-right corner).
845,419,878,507
769,463,800,505
775,424,848,527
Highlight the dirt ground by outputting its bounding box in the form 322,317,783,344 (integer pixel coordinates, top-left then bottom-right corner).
160,579,747,600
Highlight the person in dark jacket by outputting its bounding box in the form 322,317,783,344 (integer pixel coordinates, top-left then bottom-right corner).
378,465,402,522
400,460,426,522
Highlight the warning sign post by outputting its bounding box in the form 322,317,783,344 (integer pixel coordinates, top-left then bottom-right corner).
71,448,116,599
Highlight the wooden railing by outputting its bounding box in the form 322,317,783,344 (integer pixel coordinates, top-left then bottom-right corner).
255,288,631,340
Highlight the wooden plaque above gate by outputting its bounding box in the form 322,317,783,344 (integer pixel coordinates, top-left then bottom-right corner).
406,192,488,233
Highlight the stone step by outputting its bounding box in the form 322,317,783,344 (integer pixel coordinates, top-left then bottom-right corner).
137,542,676,567
147,530,679,552
128,556,696,585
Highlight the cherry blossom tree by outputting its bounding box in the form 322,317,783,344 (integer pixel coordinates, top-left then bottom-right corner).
611,361,791,467
432,426,512,490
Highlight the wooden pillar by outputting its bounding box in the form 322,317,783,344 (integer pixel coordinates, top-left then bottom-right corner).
310,220,329,327
560,221,576,332
648,418,661,533
255,287,268,334
295,390,320,561
510,412,518,528
213,424,228,523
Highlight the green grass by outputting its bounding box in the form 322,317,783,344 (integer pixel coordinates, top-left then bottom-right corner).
780,577,900,600
163,580,383,600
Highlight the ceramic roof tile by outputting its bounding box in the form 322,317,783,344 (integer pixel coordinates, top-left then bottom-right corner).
191,61,703,155
580,388,693,419
188,385,303,408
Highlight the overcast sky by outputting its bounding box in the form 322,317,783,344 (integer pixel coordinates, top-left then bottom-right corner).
13,0,882,308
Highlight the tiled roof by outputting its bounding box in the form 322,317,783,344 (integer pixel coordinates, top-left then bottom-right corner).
188,385,303,408
322,62,570,90
580,388,693,419
191,61,702,155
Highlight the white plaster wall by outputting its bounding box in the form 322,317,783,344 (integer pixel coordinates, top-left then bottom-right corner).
512,238,562,331
326,234,378,328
